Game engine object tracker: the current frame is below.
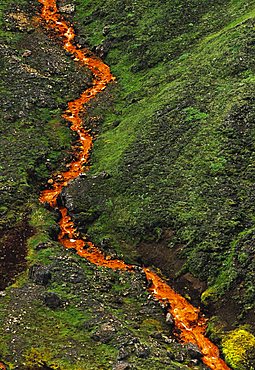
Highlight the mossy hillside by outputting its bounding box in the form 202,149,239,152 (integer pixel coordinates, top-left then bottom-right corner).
0,0,89,230
0,0,93,287
0,0,28,41
1,2,210,368
0,233,206,370
67,0,255,320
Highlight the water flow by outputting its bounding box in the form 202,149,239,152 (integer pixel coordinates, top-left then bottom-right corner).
38,1,230,369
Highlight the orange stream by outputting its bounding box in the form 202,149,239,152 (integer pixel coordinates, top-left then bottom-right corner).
0,363,6,370
38,1,230,369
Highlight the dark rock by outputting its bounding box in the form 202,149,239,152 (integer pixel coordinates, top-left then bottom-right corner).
67,247,78,254
151,332,162,340
29,265,51,285
92,323,116,343
117,347,130,360
95,40,111,59
129,337,139,345
103,25,110,36
185,343,203,359
68,274,82,283
167,350,175,360
112,120,121,128
100,238,110,250
95,44,107,58
74,34,88,46
99,171,111,179
135,344,150,358
174,352,184,362
44,292,62,309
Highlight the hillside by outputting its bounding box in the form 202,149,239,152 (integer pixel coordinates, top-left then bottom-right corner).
70,0,255,326
0,0,254,369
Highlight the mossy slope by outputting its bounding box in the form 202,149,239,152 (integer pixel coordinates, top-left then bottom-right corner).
67,0,255,326
0,0,91,287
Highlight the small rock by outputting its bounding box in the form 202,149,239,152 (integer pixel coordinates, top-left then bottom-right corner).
29,265,51,285
59,4,75,14
22,49,32,57
92,323,116,343
174,352,184,362
166,312,174,326
94,41,111,59
112,120,121,128
129,337,139,345
117,347,130,360
99,171,111,179
44,292,62,309
113,362,130,370
35,243,48,251
185,343,203,359
135,344,150,358
67,247,78,254
151,332,162,340
103,25,110,36
100,238,110,250
167,350,175,360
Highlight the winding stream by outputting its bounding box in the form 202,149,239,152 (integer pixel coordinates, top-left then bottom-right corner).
38,1,230,369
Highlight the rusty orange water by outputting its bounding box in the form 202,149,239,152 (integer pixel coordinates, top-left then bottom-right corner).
144,269,230,369
0,362,6,370
38,1,230,369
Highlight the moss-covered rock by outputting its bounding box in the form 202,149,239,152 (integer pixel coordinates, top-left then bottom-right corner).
222,328,255,369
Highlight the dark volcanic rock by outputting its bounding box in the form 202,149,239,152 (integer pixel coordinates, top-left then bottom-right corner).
185,343,203,359
44,292,62,309
29,264,51,285
92,322,117,343
117,347,131,360
135,344,150,358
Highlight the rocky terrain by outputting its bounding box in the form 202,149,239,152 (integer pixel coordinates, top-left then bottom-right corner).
0,0,255,369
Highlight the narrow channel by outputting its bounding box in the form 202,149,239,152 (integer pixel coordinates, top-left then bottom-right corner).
38,1,230,369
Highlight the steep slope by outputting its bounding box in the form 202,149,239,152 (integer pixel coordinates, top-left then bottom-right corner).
0,0,90,289
0,1,225,369
61,0,255,368
68,0,255,316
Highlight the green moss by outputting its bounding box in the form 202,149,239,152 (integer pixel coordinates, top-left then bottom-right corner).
24,348,62,370
222,328,255,369
69,0,255,318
